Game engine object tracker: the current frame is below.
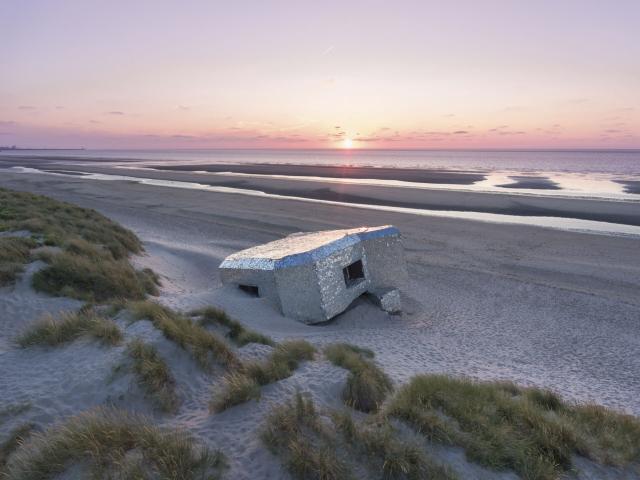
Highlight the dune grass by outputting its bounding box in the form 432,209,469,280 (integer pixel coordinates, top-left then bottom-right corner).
386,374,640,480
16,310,123,348
0,187,159,300
262,392,352,480
192,306,275,347
209,372,262,413
32,251,159,302
1,407,226,480
211,340,316,412
126,339,179,413
0,237,37,286
0,424,34,471
129,300,241,371
331,410,456,480
324,343,393,412
0,188,141,257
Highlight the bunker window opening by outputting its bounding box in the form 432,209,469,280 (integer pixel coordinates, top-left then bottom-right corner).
239,284,260,296
343,259,365,287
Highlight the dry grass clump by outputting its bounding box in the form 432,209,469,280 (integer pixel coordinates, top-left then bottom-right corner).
331,410,456,480
262,392,352,480
245,340,316,385
0,237,37,286
0,423,34,471
211,340,316,412
324,343,393,412
16,310,123,348
0,187,160,300
127,339,179,413
129,300,241,371
192,306,275,347
2,407,227,480
209,372,262,413
386,374,640,480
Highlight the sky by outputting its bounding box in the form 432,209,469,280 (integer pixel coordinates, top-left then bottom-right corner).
1,0,639,149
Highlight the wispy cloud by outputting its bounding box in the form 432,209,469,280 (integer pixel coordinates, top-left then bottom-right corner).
321,45,335,56
105,111,125,115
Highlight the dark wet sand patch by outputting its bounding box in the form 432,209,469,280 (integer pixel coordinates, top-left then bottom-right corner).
498,176,561,190
616,180,640,194
147,163,487,185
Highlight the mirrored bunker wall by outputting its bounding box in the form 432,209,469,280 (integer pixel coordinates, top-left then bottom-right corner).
219,226,408,324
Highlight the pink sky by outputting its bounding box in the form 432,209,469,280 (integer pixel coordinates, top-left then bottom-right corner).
1,0,638,149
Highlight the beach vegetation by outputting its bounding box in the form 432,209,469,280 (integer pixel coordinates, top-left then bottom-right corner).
32,252,159,302
0,423,34,471
16,310,123,348
261,392,352,480
126,339,179,413
1,407,227,480
129,300,241,370
209,372,261,413
192,306,275,347
0,187,159,301
331,410,456,480
0,237,37,286
0,188,141,257
386,374,640,480
211,340,316,412
324,343,393,412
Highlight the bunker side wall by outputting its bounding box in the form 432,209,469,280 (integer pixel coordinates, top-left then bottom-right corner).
361,234,409,289
220,268,281,311
315,242,371,320
274,263,324,324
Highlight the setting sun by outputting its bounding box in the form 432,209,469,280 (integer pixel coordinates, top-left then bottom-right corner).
342,138,354,149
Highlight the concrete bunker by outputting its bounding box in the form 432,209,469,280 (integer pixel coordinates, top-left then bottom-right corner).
219,225,408,324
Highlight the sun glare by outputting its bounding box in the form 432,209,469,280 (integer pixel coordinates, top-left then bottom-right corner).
342,138,354,149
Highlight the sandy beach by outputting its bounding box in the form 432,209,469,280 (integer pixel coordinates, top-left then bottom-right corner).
1,168,640,478
2,169,639,405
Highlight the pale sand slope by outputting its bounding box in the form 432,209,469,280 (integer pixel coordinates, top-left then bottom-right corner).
0,171,639,479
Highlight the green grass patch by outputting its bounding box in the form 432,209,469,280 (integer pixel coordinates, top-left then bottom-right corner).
324,343,393,413
386,374,640,480
331,410,456,480
262,392,352,480
0,188,159,301
16,310,123,348
129,301,241,371
2,407,226,480
126,339,179,413
211,340,316,412
32,251,158,302
0,188,141,257
0,423,34,471
192,306,275,347
0,237,37,286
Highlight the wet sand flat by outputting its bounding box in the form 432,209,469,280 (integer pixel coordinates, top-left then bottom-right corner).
24,162,640,227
